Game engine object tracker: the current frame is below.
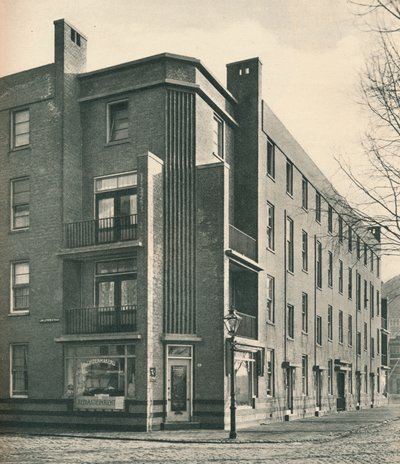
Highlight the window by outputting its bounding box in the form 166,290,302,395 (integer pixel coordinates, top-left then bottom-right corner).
357,332,361,355
348,365,353,394
286,217,294,272
266,349,274,396
11,262,30,312
356,272,361,310
302,177,308,210
371,337,375,358
328,251,333,287
370,283,375,317
286,160,293,196
12,109,30,148
65,344,136,406
235,351,258,407
212,114,224,158
95,258,137,312
338,216,343,243
377,329,380,354
302,292,308,333
377,368,380,393
377,257,380,278
364,366,368,393
316,315,322,346
10,344,28,397
266,276,275,323
267,140,275,178
328,305,333,341
348,315,353,346
328,206,333,233
356,236,361,259
302,230,308,271
348,227,353,252
328,359,333,394
338,260,343,294
108,101,129,142
338,310,343,344
377,290,380,316
95,172,137,243
302,355,308,395
287,304,294,339
315,192,321,222
348,267,352,299
370,250,374,272
267,202,275,251
316,240,322,288
11,178,30,230
364,322,368,351
364,243,368,266
364,279,368,308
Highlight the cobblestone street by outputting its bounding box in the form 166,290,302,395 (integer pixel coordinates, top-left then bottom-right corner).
1,406,400,463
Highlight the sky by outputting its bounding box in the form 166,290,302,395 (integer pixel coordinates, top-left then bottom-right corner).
1,0,399,280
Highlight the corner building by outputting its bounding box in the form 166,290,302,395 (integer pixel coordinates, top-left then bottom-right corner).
0,20,389,430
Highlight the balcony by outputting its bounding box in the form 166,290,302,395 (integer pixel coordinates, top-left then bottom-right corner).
65,305,137,335
236,311,257,339
229,225,257,262
64,215,137,249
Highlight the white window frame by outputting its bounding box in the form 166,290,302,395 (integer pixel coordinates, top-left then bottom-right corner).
10,261,30,315
107,100,129,143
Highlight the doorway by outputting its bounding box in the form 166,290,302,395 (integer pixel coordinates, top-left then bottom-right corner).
336,372,346,411
166,346,192,422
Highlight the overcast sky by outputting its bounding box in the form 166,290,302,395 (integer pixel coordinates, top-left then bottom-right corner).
1,0,398,280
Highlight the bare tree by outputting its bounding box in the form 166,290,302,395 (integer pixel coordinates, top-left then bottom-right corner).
334,2,400,256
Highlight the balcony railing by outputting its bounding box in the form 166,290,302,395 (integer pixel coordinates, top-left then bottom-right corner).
65,305,137,335
236,311,257,339
229,225,257,262
64,215,137,248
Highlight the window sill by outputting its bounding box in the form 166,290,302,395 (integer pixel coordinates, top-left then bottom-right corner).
212,152,225,162
316,286,322,291
287,270,295,276
287,336,294,341
10,395,28,399
266,321,275,327
9,311,30,316
266,247,275,254
328,339,332,343
302,268,309,274
316,343,322,348
266,173,276,182
301,206,308,213
286,192,294,199
105,139,131,147
301,331,308,336
10,228,30,234
9,145,31,154
315,219,321,225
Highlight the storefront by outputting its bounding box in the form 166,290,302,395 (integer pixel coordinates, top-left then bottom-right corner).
64,344,136,411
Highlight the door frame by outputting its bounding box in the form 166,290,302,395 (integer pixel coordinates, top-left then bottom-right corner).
166,345,193,422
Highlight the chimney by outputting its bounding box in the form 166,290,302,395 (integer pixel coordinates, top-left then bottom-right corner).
54,19,87,74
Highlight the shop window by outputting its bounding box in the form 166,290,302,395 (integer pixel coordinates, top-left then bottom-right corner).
212,114,224,158
95,172,137,243
10,344,28,397
235,351,258,407
11,177,30,230
64,344,136,409
12,108,30,148
11,262,29,313
108,101,129,142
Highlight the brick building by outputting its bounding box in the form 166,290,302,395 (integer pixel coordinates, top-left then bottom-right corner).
0,19,389,431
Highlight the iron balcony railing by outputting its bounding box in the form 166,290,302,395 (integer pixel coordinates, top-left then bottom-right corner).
64,214,137,248
236,311,257,339
229,225,257,261
65,305,137,335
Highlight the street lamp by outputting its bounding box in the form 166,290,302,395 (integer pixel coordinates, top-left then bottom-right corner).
224,307,242,439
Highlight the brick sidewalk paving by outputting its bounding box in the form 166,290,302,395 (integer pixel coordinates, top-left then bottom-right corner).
1,405,399,444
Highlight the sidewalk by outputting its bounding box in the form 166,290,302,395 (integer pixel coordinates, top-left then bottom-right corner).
1,405,399,444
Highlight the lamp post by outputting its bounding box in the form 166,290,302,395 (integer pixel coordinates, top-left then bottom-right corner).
224,307,242,439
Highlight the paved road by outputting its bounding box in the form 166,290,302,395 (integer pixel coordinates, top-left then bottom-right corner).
1,416,399,463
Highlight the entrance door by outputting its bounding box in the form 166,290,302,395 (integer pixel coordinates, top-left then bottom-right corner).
167,359,191,421
286,368,294,413
337,372,346,411
315,369,322,410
